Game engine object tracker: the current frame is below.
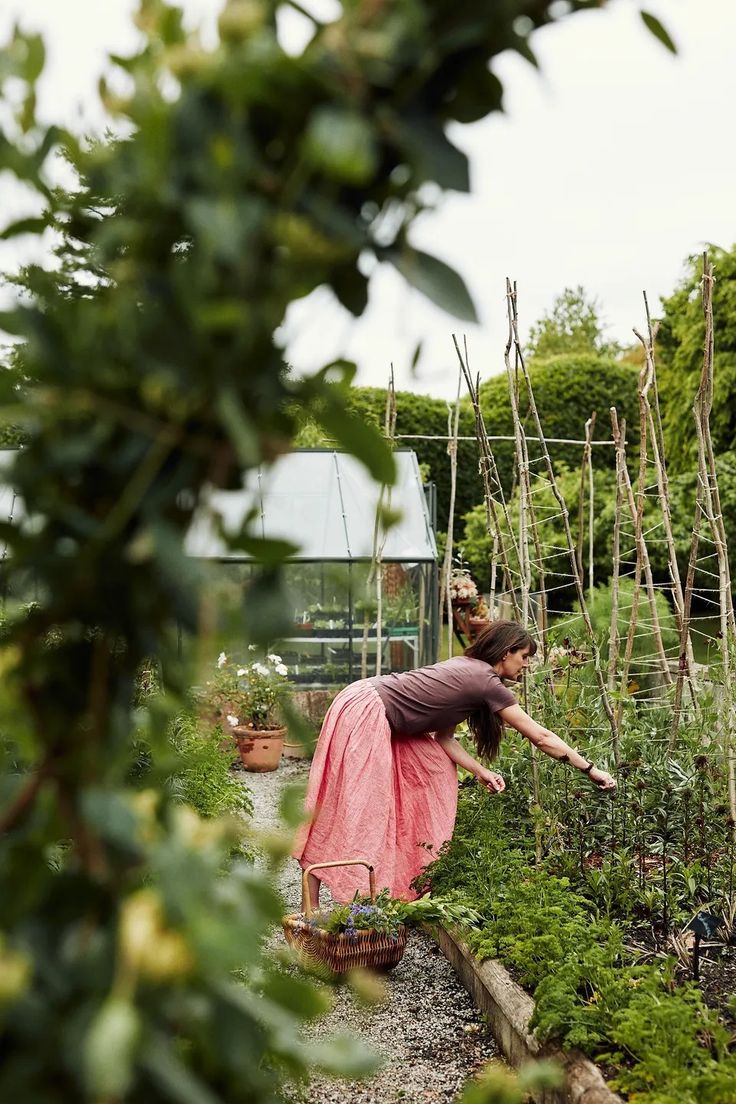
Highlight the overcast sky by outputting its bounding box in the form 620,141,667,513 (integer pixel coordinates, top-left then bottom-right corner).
1,0,734,399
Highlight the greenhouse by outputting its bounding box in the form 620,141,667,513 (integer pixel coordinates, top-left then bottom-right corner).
186,448,440,686
0,448,439,686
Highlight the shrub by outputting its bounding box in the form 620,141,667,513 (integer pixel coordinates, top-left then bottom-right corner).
461,464,619,600
567,576,679,684
656,245,736,472
168,713,252,820
477,353,640,494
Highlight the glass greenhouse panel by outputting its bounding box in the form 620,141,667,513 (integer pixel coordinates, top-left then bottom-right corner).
186,450,436,563
200,559,438,687
191,451,439,686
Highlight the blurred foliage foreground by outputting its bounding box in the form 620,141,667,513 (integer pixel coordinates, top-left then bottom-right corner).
0,0,662,1100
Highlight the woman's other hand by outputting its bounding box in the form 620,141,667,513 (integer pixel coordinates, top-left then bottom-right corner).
589,767,616,791
475,766,505,793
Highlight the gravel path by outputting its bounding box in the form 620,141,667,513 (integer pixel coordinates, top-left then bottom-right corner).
244,758,502,1104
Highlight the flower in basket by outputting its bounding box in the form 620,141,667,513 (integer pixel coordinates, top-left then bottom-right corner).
306,889,482,941
207,652,290,732
448,569,478,606
285,888,482,974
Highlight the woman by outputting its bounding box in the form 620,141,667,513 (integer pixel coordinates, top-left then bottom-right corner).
293,620,615,908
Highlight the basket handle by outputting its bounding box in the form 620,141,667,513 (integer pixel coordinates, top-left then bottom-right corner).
302,859,376,918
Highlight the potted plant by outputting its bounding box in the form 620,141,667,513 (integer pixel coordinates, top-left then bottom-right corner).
448,568,479,608
312,617,347,637
210,651,290,772
292,611,314,635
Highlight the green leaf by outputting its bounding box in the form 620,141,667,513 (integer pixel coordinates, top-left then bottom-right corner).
215,388,261,468
81,789,139,849
304,108,378,185
459,1063,523,1104
331,264,369,316
280,698,315,750
517,1059,565,1093
260,968,331,1020
387,246,478,322
447,64,504,124
302,1033,380,1077
317,359,358,388
640,11,677,54
392,117,469,192
220,531,299,564
0,216,47,240
0,309,29,336
23,33,45,83
514,33,539,70
84,998,140,1097
376,502,402,531
142,1036,222,1104
243,567,292,642
317,402,396,485
278,780,308,829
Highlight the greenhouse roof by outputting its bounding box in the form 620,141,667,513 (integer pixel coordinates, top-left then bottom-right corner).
0,450,436,564
186,449,437,563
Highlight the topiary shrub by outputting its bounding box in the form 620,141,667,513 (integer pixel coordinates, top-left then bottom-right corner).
477,353,640,494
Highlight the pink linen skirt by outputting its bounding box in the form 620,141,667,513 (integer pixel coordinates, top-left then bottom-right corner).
292,680,458,902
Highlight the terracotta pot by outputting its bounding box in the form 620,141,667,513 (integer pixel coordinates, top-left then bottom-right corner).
233,725,286,772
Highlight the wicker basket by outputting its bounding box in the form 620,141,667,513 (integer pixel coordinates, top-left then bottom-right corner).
283,860,408,973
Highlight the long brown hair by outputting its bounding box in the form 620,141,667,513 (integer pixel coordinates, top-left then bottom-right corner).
464,620,537,761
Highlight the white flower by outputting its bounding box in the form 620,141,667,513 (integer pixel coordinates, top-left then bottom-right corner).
267,653,282,664
253,662,269,676
248,644,256,651
237,668,246,676
217,652,227,669
275,663,288,676
226,714,239,727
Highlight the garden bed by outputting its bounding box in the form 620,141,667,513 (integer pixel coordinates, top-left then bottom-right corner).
431,923,622,1104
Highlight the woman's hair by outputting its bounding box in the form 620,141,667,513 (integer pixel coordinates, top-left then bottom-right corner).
464,620,537,762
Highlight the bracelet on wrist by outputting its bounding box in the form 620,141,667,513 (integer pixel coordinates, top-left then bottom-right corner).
580,762,594,774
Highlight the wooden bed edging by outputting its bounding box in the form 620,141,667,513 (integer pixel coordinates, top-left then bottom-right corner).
431,925,623,1104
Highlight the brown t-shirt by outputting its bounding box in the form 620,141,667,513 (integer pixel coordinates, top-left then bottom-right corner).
371,656,518,736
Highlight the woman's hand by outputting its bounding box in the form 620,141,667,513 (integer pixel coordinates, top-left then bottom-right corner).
475,765,505,794
588,767,616,791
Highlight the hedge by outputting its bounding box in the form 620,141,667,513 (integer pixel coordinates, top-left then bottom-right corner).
476,352,640,493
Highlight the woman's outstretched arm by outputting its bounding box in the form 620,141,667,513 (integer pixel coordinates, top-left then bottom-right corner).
434,727,505,793
499,704,616,791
